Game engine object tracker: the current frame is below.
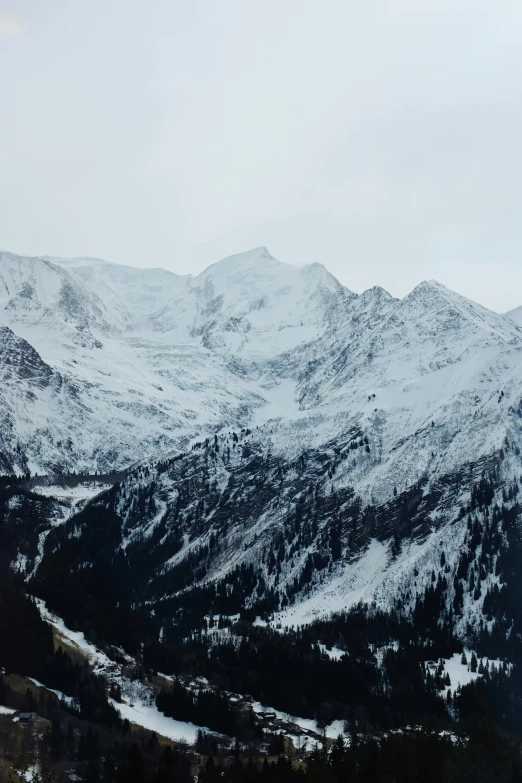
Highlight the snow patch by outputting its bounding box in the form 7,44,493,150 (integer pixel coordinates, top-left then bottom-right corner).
110,697,208,744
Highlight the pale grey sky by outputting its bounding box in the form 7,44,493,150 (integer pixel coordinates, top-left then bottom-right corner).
1,1,522,311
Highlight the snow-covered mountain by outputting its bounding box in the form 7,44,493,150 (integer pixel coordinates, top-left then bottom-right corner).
3,246,522,634
0,247,353,473
2,247,520,485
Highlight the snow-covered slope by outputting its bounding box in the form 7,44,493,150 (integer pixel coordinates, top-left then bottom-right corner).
506,305,522,328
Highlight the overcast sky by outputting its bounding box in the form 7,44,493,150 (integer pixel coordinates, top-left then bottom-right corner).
1,1,521,311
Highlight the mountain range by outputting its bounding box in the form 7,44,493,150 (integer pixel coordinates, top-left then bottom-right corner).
1,246,522,634
4,246,522,782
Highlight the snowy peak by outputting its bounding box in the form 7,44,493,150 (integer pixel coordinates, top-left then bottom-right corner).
198,245,275,274
31,247,354,357
56,256,192,337
0,252,64,313
506,305,522,328
188,248,355,359
401,279,521,345
196,247,351,301
0,326,54,385
0,251,114,340
347,285,396,321
359,285,393,301
294,272,522,472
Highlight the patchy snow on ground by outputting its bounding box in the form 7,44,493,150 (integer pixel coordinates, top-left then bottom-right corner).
21,764,39,782
34,597,217,743
251,700,345,740
438,652,509,693
26,481,113,581
27,677,75,707
0,705,16,715
273,539,391,627
34,597,113,673
318,644,346,661
327,720,347,739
